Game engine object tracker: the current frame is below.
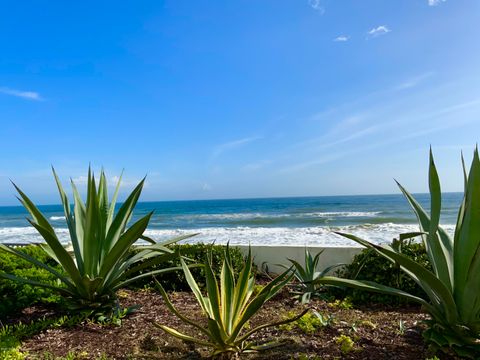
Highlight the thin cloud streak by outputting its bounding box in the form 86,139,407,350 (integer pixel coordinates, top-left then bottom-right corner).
0,87,43,101
278,99,480,174
212,136,261,159
395,72,435,90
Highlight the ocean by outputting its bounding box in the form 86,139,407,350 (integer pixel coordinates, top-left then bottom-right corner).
0,193,462,247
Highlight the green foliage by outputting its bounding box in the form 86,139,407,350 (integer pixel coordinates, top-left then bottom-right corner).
327,297,353,310
282,248,344,304
0,245,64,318
0,335,25,360
335,334,354,354
0,346,26,360
127,243,245,291
39,351,112,360
0,168,186,314
318,148,480,358
336,241,430,305
154,245,306,357
280,310,333,334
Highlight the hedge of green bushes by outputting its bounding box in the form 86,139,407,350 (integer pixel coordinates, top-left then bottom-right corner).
0,246,64,318
335,242,431,305
0,243,245,318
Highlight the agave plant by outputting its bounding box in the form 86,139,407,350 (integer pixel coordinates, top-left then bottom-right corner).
0,168,192,313
281,248,344,304
154,245,307,357
317,148,480,358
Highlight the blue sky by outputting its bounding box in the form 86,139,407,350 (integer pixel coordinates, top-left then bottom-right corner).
0,0,479,205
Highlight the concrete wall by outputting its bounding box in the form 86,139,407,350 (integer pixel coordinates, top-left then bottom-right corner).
236,245,363,274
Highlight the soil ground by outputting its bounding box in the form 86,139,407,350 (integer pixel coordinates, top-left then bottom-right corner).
9,287,460,360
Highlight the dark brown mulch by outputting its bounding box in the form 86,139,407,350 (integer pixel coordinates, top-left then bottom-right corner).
16,288,457,360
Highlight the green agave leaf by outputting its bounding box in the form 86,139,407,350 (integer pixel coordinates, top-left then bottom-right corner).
153,323,213,347
220,255,235,334
12,182,56,235
27,220,84,290
396,180,453,292
228,291,270,342
318,262,346,278
237,308,309,344
121,250,180,277
455,148,480,322
319,276,433,310
99,212,153,279
333,232,458,324
52,167,84,275
207,317,227,346
258,266,294,302
104,178,145,253
83,168,100,277
97,171,109,259
70,179,86,263
312,249,324,270
229,267,293,342
153,279,211,337
232,247,254,323
287,258,308,281
428,150,454,291
180,257,209,315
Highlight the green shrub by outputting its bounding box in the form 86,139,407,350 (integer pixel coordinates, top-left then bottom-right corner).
335,242,431,305
127,243,246,290
0,245,63,318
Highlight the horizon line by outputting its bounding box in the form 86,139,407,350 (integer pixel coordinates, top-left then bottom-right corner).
0,191,464,208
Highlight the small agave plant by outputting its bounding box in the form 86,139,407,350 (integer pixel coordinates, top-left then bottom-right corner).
154,245,307,358
282,248,344,304
0,168,191,314
317,148,480,358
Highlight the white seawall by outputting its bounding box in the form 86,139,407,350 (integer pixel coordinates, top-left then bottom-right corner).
236,245,363,274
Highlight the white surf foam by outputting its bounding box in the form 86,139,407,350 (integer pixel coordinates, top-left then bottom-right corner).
0,223,456,247
175,211,381,221
49,216,66,221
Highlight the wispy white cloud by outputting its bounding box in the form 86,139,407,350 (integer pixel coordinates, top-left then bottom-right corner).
308,0,325,14
202,183,212,191
212,136,261,159
395,72,435,90
367,25,391,38
279,97,480,174
334,35,349,42
278,152,345,174
428,0,446,6
298,115,370,149
0,87,43,101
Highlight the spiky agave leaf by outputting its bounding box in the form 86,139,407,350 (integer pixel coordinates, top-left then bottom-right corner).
316,147,480,357
154,244,302,357
0,168,189,312
280,248,344,304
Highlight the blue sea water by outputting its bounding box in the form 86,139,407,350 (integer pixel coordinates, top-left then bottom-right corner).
0,193,462,246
